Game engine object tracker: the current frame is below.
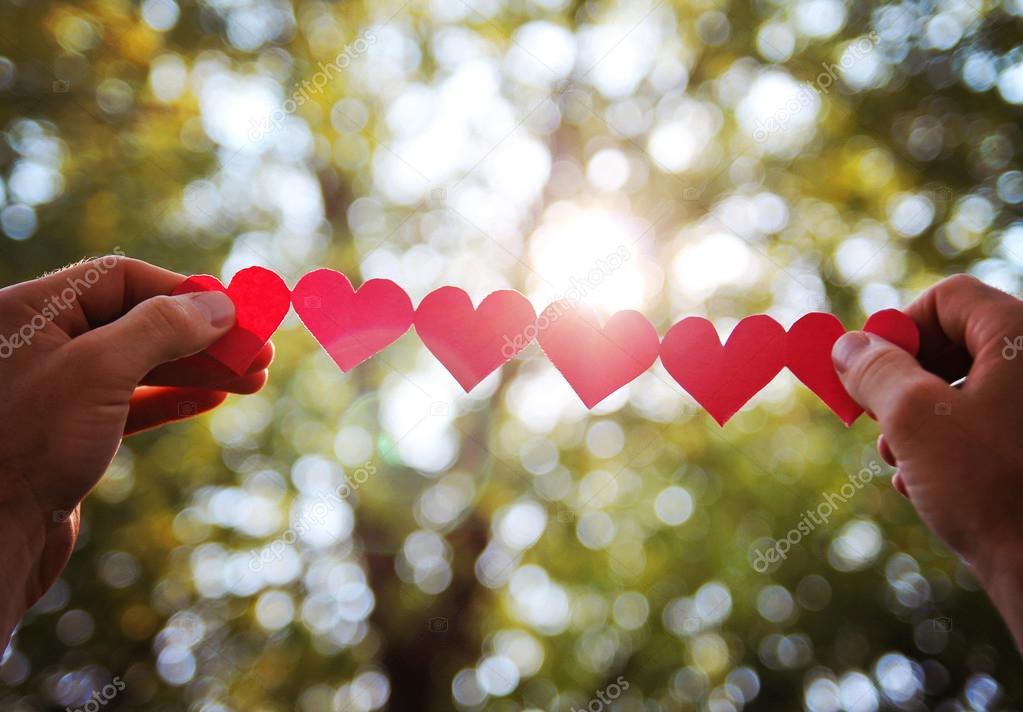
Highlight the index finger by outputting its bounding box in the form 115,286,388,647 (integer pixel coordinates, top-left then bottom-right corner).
11,256,189,337
904,274,1023,381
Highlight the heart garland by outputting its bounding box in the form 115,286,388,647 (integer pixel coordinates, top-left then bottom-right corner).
415,287,536,392
292,268,413,372
176,267,920,424
171,267,291,375
787,310,920,425
660,314,787,426
537,303,660,409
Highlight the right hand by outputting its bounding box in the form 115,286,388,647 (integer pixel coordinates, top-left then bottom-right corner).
831,274,1023,648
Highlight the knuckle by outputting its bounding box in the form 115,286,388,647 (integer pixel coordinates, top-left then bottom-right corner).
930,273,984,308
941,273,981,294
978,299,1023,331
140,295,194,336
95,253,128,277
942,272,1013,307
855,344,904,386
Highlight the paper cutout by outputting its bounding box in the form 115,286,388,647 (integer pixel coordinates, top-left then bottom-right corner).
787,309,920,425
537,303,660,408
661,314,787,426
173,265,925,422
171,266,290,374
292,268,413,371
415,287,536,391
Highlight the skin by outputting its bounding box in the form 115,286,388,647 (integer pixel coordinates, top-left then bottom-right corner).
833,273,1023,651
0,256,272,648
1,263,1021,654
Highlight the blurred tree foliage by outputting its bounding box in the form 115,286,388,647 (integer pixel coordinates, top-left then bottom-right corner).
1,0,1023,709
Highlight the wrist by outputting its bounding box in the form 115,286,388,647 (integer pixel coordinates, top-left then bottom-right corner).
974,538,1023,651
0,469,49,647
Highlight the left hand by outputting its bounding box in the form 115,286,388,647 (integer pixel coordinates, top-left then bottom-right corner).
0,255,272,648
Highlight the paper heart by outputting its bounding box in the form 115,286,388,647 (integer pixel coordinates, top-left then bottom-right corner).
660,314,787,426
171,266,291,374
292,268,413,371
537,303,660,408
415,287,536,391
787,309,920,425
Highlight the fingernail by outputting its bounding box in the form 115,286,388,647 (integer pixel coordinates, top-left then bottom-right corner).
187,291,235,328
832,331,870,373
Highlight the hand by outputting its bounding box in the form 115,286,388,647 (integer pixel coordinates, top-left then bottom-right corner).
831,274,1023,649
0,256,272,648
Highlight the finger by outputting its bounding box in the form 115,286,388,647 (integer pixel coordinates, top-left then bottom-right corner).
832,331,954,438
69,291,235,385
152,369,267,395
142,343,274,389
877,434,896,467
15,256,193,337
124,387,228,435
892,471,909,499
227,370,268,395
144,364,269,394
905,274,1023,379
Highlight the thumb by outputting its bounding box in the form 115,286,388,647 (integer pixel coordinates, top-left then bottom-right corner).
832,331,950,430
73,291,235,384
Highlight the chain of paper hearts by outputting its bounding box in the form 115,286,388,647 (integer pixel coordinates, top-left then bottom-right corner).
173,267,920,426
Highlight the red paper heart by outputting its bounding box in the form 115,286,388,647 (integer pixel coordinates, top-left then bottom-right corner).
172,266,291,374
292,268,413,371
415,287,536,392
787,309,920,425
660,314,787,426
537,303,660,408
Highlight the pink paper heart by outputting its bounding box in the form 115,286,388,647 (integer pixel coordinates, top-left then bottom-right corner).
660,314,787,426
415,287,536,391
171,266,291,374
537,302,660,408
787,309,920,425
292,268,413,371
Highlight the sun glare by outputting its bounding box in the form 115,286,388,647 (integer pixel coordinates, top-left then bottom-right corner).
672,230,761,303
525,203,659,315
